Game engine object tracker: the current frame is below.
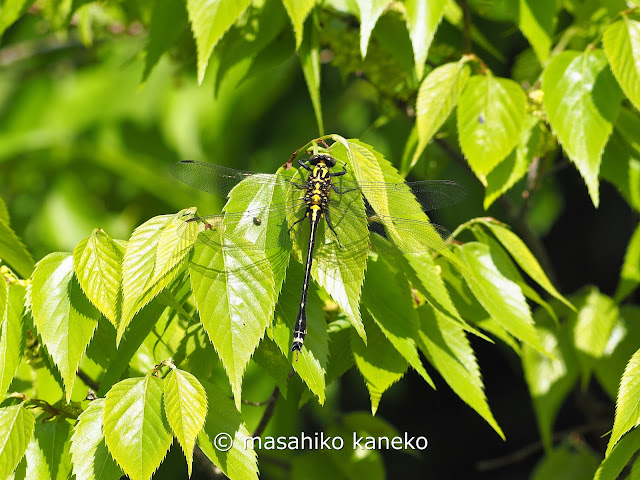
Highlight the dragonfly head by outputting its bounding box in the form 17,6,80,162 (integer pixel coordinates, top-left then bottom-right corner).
309,154,337,168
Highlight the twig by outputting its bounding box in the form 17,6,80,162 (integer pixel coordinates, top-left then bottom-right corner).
252,386,281,437
76,368,100,391
475,420,611,471
460,0,473,54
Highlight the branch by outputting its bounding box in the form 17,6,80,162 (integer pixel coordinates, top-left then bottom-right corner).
76,368,100,391
460,0,473,53
252,385,281,437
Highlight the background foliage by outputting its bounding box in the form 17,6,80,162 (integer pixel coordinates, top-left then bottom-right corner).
1,0,640,479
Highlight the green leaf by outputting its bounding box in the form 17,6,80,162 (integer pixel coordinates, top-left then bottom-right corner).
0,196,8,223
351,313,407,414
596,428,640,479
187,0,252,83
0,405,34,480
483,115,545,209
163,368,207,477
522,306,579,449
509,0,555,63
103,374,173,480
190,233,276,410
363,256,434,388
142,0,190,82
73,229,124,328
603,14,640,112
531,446,599,480
0,217,34,279
595,306,640,400
281,0,315,49
120,209,198,342
607,347,640,454
542,49,623,207
0,283,25,398
28,253,99,402
23,420,72,480
356,0,391,58
458,74,528,181
271,261,328,403
0,0,31,36
456,242,546,354
482,220,573,309
404,0,447,79
197,380,258,480
299,18,324,135
211,0,289,94
418,304,504,438
572,288,618,380
412,59,471,168
616,224,640,301
601,109,640,214
70,399,123,480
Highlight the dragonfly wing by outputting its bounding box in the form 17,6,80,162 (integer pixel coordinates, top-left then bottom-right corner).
334,179,466,215
170,160,306,198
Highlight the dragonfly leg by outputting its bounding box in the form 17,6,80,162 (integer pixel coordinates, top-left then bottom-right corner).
330,163,347,177
288,212,308,234
323,209,344,249
298,159,312,171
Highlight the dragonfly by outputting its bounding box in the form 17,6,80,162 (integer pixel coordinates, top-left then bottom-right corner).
170,153,465,353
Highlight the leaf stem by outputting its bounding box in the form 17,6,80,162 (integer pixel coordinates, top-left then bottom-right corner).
252,385,281,437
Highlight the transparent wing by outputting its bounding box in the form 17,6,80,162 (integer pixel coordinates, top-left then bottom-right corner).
334,179,466,215
170,160,306,198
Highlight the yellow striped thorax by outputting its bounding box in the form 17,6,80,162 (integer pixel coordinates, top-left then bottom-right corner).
304,155,336,221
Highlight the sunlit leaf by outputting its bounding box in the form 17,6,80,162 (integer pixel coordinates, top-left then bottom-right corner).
28,253,99,402
482,220,572,309
458,74,528,181
572,288,618,380
70,399,123,480
0,217,34,279
603,13,640,112
596,428,640,479
607,347,640,455
73,228,124,328
0,283,24,398
542,49,623,207
197,380,258,480
163,368,207,477
281,0,315,49
187,0,252,83
356,0,391,58
0,0,31,36
412,58,471,168
404,0,447,78
190,233,276,410
418,304,504,438
0,405,34,480
103,374,173,480
456,242,546,354
120,209,197,342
